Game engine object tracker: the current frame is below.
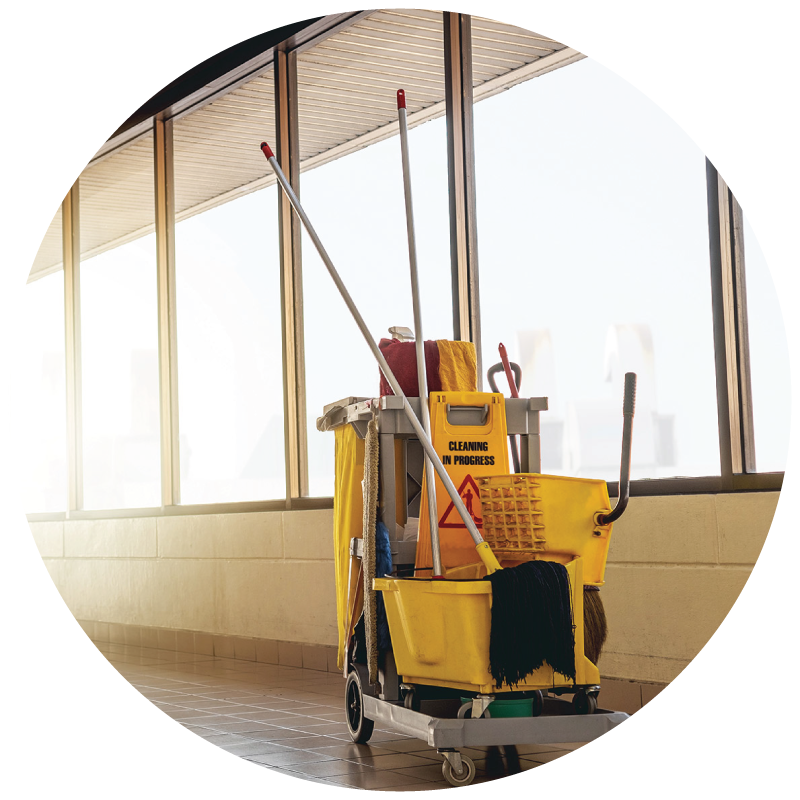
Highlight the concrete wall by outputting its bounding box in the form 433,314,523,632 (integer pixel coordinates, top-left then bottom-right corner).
31,509,338,646
600,491,778,683
29,491,779,685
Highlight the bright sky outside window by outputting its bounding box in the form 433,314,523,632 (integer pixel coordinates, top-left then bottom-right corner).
81,233,161,509
742,217,790,472
300,117,453,497
174,188,286,504
79,133,161,510
474,58,720,480
21,266,67,512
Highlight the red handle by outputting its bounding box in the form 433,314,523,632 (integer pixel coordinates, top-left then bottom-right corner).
397,88,406,109
260,141,275,159
499,343,519,398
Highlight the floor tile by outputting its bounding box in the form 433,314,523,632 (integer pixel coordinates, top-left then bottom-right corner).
325,770,431,789
246,750,338,767
103,642,552,791
220,741,296,757
350,753,435,770
283,759,377,778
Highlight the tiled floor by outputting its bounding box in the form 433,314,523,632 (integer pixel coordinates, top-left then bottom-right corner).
96,641,583,790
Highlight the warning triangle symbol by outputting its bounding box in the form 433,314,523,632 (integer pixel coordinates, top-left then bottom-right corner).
438,474,483,529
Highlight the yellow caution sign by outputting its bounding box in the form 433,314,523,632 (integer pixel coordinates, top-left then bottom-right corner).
416,392,510,573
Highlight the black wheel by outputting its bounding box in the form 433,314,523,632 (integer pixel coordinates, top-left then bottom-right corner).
572,689,597,715
442,755,476,787
503,744,521,775
345,670,374,743
531,690,544,717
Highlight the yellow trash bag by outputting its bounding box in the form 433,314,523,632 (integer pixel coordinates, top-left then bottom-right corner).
333,424,364,671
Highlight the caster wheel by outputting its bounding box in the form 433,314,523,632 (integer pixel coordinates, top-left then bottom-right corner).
531,690,544,717
442,755,476,787
403,687,420,711
345,670,374,743
572,689,598,715
457,700,492,719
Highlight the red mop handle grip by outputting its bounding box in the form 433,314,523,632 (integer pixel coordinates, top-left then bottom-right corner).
397,88,406,109
260,141,275,159
499,343,520,398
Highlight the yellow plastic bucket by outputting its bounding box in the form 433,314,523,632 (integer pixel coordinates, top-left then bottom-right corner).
374,557,599,694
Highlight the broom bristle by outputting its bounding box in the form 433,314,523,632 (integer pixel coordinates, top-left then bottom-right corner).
583,587,608,665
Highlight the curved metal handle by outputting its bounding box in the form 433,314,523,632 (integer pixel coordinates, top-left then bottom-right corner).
598,372,637,525
487,362,522,395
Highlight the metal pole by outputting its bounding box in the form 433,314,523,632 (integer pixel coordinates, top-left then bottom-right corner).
396,88,443,578
260,142,500,574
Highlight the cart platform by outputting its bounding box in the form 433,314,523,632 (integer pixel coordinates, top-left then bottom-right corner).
363,694,628,749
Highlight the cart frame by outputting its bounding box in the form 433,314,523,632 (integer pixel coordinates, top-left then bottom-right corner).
325,395,628,786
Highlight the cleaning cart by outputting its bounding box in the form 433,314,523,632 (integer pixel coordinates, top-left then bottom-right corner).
320,372,633,786
259,89,634,785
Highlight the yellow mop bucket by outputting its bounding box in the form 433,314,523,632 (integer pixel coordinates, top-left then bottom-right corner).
477,474,615,586
374,556,599,694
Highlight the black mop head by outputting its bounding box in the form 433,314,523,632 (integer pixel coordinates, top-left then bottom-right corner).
483,560,576,688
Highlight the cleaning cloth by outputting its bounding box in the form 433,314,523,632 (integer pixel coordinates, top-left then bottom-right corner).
483,560,576,688
437,340,477,392
378,339,478,396
378,339,441,397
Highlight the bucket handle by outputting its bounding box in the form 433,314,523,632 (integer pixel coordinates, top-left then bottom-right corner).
597,372,637,525
487,361,522,395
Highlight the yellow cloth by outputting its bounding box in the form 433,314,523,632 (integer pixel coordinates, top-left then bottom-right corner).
436,340,477,391
333,425,365,671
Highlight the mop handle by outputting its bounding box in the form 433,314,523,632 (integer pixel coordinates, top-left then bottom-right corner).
397,89,442,578
260,142,501,574
498,343,520,398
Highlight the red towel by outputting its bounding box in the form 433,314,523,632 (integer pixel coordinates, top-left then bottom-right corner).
378,339,442,397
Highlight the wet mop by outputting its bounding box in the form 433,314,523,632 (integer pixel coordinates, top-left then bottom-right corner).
484,560,576,688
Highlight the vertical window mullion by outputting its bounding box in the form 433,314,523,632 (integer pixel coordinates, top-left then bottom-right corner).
275,47,308,501
444,11,482,387
706,159,756,481
729,193,757,471
154,116,181,506
62,182,83,511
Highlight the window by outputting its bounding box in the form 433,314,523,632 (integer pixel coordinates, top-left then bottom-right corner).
22,13,782,517
473,59,720,480
80,135,161,509
173,71,285,504
743,217,790,472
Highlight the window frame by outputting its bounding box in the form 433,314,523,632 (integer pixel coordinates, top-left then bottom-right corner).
26,11,782,524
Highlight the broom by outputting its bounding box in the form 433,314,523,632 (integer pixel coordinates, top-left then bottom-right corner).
589,371,637,664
